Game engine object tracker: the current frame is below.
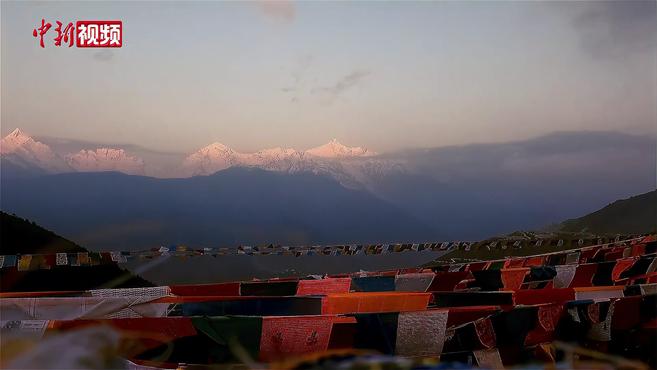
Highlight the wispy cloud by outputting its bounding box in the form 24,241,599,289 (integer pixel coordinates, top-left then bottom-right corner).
571,1,656,59
281,69,371,104
256,1,296,23
291,54,313,84
280,54,313,103
92,49,114,62
311,70,371,102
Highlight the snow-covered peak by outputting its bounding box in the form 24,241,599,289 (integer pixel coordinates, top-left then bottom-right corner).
306,139,375,158
1,128,36,154
65,148,145,175
1,128,71,172
5,127,30,140
0,130,398,187
194,142,236,157
180,139,380,177
181,142,243,176
203,142,232,151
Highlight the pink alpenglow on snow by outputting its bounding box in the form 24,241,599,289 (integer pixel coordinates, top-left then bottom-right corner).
0,128,71,173
65,148,145,175
305,139,375,159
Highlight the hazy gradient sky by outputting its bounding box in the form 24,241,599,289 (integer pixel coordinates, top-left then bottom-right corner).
2,1,656,153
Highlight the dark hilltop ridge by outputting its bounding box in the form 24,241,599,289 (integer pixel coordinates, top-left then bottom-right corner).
1,167,437,250
429,189,656,264
559,190,656,235
0,211,152,292
2,189,654,290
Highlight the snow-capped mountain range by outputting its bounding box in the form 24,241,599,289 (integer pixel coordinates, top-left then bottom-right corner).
4,128,655,242
65,148,145,175
306,139,374,158
0,128,71,173
1,128,401,186
179,139,380,178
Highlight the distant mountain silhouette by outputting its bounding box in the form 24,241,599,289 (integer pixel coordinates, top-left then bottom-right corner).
374,131,655,239
2,131,654,244
0,154,48,179
559,190,657,235
1,167,437,249
0,212,152,292
425,190,655,266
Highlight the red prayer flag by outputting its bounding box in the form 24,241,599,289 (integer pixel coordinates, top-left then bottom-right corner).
259,316,334,361
500,268,529,290
612,258,637,282
296,278,351,296
569,263,598,287
170,282,240,296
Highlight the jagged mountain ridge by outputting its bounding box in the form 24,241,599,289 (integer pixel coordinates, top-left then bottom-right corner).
1,129,147,175
1,167,437,249
0,129,71,173
2,129,654,241
65,148,145,175
179,140,396,187
1,129,397,187
306,138,375,158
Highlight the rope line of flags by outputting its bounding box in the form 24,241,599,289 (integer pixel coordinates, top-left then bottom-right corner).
0,235,644,271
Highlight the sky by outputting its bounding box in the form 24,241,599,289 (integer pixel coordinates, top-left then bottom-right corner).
1,1,656,153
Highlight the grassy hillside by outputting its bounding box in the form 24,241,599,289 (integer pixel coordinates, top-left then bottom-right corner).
559,190,656,235
425,234,615,266
426,190,655,266
0,211,152,292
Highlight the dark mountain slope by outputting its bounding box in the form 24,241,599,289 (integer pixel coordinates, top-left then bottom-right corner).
1,211,89,256
559,190,656,235
3,131,654,242
1,167,437,250
0,212,152,292
376,131,655,239
0,154,48,179
427,189,656,265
